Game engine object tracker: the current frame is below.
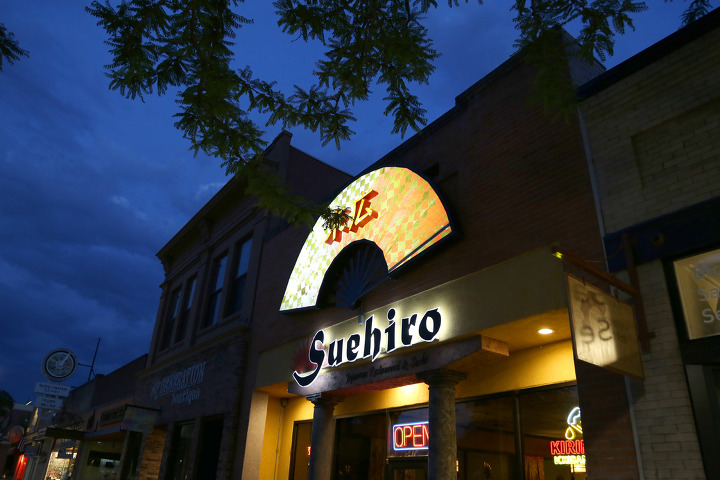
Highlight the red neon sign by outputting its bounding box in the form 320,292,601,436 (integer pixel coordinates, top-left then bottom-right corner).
550,439,584,455
393,422,429,451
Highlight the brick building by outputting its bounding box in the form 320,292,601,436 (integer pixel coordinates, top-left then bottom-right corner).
230,33,647,480
132,133,351,480
579,7,720,479
125,14,720,480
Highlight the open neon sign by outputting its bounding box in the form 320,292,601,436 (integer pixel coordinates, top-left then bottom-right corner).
393,421,429,451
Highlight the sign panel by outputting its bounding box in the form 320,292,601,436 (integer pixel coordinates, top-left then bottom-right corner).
34,382,71,397
567,275,644,379
673,248,720,340
35,395,64,410
292,305,444,388
121,406,158,433
281,167,453,311
392,422,429,451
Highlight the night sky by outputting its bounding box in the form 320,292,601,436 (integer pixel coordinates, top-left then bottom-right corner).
0,1,693,403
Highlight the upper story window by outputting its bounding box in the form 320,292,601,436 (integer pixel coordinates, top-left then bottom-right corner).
159,288,181,351
204,253,228,328
174,276,197,343
673,247,720,340
227,238,253,316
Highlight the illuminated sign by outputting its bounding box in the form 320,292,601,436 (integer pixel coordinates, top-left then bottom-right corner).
551,407,585,467
326,190,378,244
554,455,586,466
550,440,584,455
281,167,453,311
292,306,443,387
567,275,644,379
393,422,429,451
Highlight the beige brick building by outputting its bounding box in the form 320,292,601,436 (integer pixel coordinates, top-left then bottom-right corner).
579,7,720,479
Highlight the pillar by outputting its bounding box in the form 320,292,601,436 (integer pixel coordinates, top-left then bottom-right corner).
418,369,466,480
307,393,342,480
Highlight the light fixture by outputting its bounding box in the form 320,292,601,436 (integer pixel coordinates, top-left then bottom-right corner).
538,328,554,335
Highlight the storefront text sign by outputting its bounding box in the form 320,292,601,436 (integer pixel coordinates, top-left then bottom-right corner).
151,361,206,406
393,422,429,451
567,275,644,379
292,307,442,387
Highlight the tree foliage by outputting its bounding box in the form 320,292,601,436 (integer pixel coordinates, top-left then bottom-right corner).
0,390,14,419
81,0,715,223
0,23,29,71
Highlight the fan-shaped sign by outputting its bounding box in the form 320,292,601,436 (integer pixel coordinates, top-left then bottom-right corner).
281,166,453,311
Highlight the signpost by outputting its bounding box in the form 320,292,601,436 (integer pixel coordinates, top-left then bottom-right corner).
35,395,64,410
34,382,71,397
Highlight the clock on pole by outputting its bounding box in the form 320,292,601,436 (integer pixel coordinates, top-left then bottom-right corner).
41,348,78,382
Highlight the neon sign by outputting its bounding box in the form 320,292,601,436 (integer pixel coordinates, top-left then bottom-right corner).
554,455,586,466
393,422,429,451
292,307,443,387
551,407,585,467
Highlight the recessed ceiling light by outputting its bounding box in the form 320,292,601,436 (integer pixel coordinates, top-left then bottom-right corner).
538,328,554,335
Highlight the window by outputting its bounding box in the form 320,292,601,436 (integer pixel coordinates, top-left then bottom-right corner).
159,288,181,351
227,238,253,316
204,254,228,328
174,276,196,343
165,422,194,480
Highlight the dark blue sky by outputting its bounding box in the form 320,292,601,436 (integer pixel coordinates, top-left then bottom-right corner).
0,1,693,403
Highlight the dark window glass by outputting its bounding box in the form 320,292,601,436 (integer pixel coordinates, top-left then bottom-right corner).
165,422,194,480
160,289,181,350
174,277,196,343
204,254,227,327
195,417,224,480
520,387,584,480
456,396,516,480
227,238,253,316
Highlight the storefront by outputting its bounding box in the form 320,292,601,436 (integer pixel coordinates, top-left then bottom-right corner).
244,158,641,479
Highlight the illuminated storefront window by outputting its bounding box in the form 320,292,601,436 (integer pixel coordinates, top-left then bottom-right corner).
289,386,583,480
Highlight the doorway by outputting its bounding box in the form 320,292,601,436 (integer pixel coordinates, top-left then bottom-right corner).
385,457,427,480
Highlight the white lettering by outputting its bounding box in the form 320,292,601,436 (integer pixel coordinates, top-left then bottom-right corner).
151,362,206,400
293,307,443,387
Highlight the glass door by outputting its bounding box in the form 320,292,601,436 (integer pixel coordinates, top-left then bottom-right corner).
385,458,427,480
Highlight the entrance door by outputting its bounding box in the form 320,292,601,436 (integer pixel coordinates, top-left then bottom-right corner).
385,458,427,480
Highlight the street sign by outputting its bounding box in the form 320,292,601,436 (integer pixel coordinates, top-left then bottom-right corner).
35,395,64,410
34,382,71,397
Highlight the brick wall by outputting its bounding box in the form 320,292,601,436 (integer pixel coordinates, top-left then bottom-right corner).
581,27,720,234
580,19,720,480
629,262,705,479
137,426,166,480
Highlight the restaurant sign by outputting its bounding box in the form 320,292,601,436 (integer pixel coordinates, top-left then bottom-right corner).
567,275,643,379
293,306,443,387
281,166,453,311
